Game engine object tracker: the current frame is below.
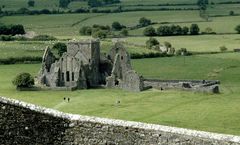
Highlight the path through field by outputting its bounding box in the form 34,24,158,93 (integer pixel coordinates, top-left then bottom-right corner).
53,101,67,109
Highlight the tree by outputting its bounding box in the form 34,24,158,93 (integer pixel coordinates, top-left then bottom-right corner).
10,24,25,35
157,25,171,36
190,24,200,35
79,26,92,35
52,42,67,56
235,24,240,34
176,48,188,56
220,45,227,52
164,41,172,48
88,0,102,7
229,11,235,16
59,0,70,8
182,26,189,35
197,0,209,21
12,73,34,88
143,26,156,36
197,0,208,10
120,28,128,36
139,17,151,27
92,30,107,39
112,21,123,31
146,37,159,49
28,0,35,7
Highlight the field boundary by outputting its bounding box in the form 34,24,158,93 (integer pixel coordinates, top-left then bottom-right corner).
1,96,240,144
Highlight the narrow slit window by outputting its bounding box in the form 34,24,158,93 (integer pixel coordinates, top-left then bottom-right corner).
62,73,64,81
66,71,70,82
72,72,74,81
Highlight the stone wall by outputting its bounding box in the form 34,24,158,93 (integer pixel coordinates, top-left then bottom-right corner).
144,79,220,93
1,96,240,145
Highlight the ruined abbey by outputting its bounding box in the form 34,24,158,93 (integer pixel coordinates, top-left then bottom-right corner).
38,40,144,92
38,39,219,93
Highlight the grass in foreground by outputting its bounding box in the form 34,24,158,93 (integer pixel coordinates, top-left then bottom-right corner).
0,53,240,135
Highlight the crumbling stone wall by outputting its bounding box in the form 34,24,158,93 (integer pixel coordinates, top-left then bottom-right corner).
1,96,240,145
144,79,220,93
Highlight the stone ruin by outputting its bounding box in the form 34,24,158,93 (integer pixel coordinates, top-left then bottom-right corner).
38,39,144,92
38,39,219,93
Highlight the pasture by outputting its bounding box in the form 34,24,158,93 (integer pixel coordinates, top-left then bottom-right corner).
0,0,240,136
0,52,240,135
0,40,156,59
127,35,240,52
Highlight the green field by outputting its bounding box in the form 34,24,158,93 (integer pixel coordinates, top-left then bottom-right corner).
0,40,156,59
1,52,240,135
1,0,240,136
127,35,240,52
1,11,202,37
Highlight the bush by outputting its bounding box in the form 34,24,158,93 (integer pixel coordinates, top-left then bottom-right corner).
139,17,151,27
157,25,171,36
92,30,107,39
32,35,56,41
59,0,70,8
0,35,15,41
182,26,189,35
229,11,234,16
12,73,34,88
0,24,25,35
235,24,240,34
112,21,125,31
202,27,216,34
176,48,189,56
220,45,228,52
143,26,156,36
79,26,92,35
146,37,159,49
120,28,128,36
164,41,172,48
0,56,42,64
52,42,67,56
190,24,200,35
28,0,35,7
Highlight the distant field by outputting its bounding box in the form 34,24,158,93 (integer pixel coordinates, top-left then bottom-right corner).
130,15,240,35
0,40,155,59
0,11,201,37
1,52,240,135
0,0,59,11
127,35,240,52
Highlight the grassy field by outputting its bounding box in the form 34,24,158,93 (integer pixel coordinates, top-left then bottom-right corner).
0,11,202,37
0,52,240,135
0,40,156,59
130,15,240,35
1,0,240,136
0,0,59,11
127,35,240,52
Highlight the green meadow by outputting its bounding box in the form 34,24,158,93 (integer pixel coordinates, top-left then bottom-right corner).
0,0,240,136
1,53,240,135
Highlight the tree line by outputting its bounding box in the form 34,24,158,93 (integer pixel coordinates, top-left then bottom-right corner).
143,24,200,36
0,24,25,35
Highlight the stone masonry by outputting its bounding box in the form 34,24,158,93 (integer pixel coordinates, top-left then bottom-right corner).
1,96,240,145
38,40,144,92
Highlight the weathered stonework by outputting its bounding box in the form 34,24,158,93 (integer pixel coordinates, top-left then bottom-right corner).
106,42,144,92
1,96,240,145
38,40,143,92
144,79,220,93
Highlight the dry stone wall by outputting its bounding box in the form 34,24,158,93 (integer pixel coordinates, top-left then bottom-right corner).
1,96,240,145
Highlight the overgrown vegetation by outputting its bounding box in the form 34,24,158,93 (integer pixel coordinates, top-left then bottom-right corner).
143,24,200,36
0,24,25,35
12,72,34,88
52,42,67,56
